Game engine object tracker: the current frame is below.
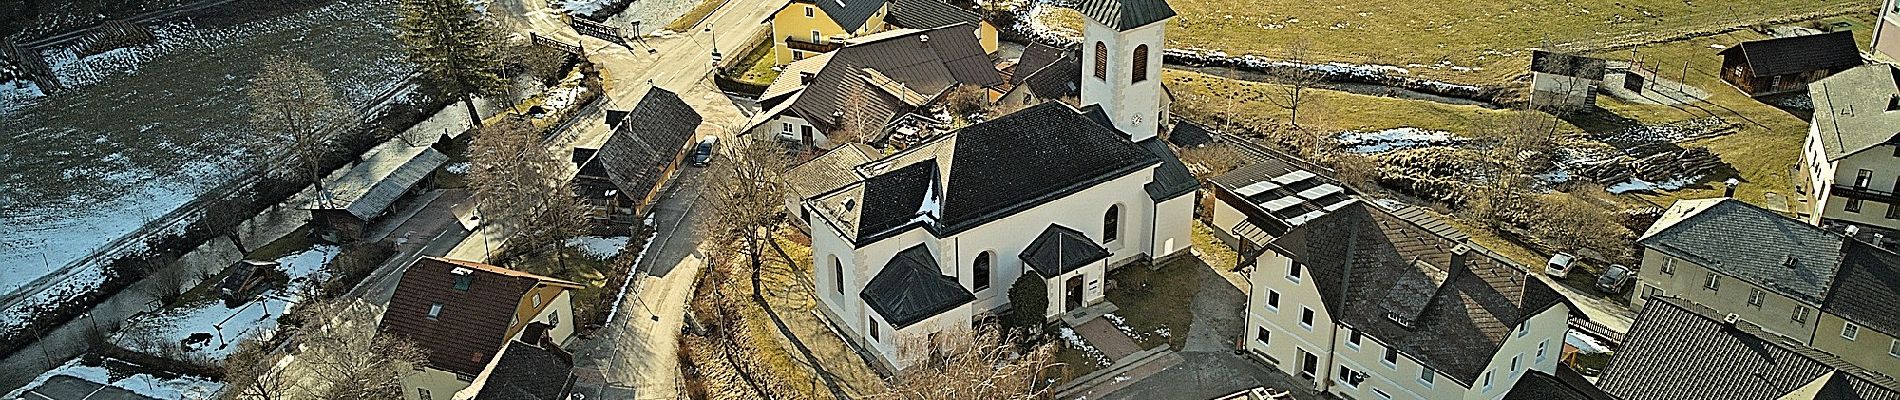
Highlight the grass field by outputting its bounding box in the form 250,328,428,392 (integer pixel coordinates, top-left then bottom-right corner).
725,35,781,87
1044,0,1872,85
1165,68,1579,137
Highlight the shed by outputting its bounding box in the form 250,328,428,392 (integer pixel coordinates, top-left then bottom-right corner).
306,146,449,241
1718,31,1864,96
1528,50,1608,110
571,87,703,234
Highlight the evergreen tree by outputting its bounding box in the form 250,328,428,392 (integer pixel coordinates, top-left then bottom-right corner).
1005,271,1048,335
395,0,509,127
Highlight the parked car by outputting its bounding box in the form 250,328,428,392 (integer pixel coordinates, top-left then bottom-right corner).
1545,252,1577,278
691,136,718,167
1596,264,1634,294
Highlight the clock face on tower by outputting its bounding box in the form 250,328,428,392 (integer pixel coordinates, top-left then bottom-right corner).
1131,114,1143,125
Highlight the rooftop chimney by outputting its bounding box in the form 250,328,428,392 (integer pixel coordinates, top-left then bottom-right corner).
919,34,930,47
800,71,818,85
1723,178,1739,197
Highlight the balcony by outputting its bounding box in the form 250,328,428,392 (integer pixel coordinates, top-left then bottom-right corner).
785,36,841,53
1831,184,1900,204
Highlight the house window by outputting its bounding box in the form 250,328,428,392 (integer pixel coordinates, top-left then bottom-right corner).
1510,354,1522,376
780,122,792,133
1855,169,1873,188
1748,288,1764,308
1482,370,1494,391
1103,205,1120,243
973,252,992,292
1891,340,1899,358
1300,307,1314,330
1792,306,1809,323
1662,258,1675,275
1888,199,1900,220
810,30,821,42
868,316,880,341
1848,198,1865,213
1418,367,1435,387
1347,329,1362,349
1703,273,1721,291
1382,348,1398,368
1515,323,1527,338
1266,290,1281,312
1844,322,1860,340
419,388,434,400
1131,44,1150,83
804,6,813,17
550,310,559,327
1256,327,1271,345
832,256,843,294
1337,365,1360,388
1642,285,1661,301
452,275,472,291
1093,42,1108,79
455,373,474,382
1536,340,1549,363
427,303,443,320
1287,262,1303,283
532,293,542,308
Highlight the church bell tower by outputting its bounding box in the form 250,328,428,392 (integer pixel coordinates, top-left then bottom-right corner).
1074,0,1174,141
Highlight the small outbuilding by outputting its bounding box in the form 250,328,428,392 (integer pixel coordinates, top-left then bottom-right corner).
1528,50,1608,111
306,146,448,242
1718,31,1864,96
571,87,703,235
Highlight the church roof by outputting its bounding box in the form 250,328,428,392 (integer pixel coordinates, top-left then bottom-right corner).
1070,0,1176,30
860,244,976,328
1020,224,1110,276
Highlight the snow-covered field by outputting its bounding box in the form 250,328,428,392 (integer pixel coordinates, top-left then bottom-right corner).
1336,127,1468,153
112,245,336,363
0,0,410,334
4,357,223,400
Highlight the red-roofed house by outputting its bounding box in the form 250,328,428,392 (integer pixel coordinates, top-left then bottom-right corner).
378,257,581,400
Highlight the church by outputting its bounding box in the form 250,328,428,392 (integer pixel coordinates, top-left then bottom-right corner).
796,0,1193,370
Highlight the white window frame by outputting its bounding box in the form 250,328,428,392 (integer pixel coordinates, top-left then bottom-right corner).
1346,329,1362,350
419,388,434,400
1704,273,1720,291
804,6,814,17
1286,262,1303,284
1418,367,1435,388
780,122,792,133
1515,323,1527,338
1536,340,1549,363
1748,288,1764,308
427,303,443,320
1890,340,1900,358
1382,348,1398,369
1843,322,1860,341
1510,354,1523,377
1266,290,1281,312
1793,307,1809,323
1482,370,1494,392
1662,258,1675,275
532,292,542,308
1337,365,1360,388
810,30,821,42
1299,307,1315,331
1256,326,1271,345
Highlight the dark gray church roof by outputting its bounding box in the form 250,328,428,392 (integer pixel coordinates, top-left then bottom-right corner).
1137,137,1197,201
1020,224,1110,276
860,244,976,328
1070,0,1176,30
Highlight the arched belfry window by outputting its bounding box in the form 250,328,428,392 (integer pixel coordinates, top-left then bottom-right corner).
973,252,992,292
1093,41,1108,80
1132,44,1149,83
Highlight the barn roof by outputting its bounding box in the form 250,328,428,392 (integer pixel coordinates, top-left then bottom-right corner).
309,146,448,220
1719,31,1863,77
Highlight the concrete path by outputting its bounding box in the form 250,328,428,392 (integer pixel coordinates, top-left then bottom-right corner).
1073,318,1141,361
569,163,709,399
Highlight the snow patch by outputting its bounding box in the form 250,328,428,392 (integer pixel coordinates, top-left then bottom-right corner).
1606,175,1699,194
446,161,471,175
1058,327,1111,367
5,357,223,400
1336,127,1467,153
566,236,630,259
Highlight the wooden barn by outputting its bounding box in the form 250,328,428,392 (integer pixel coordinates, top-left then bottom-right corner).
1718,31,1864,97
571,87,703,235
306,146,447,242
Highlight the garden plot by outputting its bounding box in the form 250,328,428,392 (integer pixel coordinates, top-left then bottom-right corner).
111,245,337,363
4,357,222,400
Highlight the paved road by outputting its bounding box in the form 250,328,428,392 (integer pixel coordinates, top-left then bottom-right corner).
569,163,709,399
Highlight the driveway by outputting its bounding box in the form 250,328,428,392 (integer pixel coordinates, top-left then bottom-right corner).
1085,259,1323,400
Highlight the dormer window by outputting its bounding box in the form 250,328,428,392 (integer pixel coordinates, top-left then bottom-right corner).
532,293,543,308
453,275,472,291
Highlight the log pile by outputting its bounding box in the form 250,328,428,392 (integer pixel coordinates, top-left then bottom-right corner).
1573,146,1722,185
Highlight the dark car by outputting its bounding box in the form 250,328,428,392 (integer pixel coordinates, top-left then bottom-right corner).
691,136,718,167
1596,264,1633,294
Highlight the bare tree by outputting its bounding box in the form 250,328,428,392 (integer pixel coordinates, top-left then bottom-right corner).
700,135,791,298
221,336,291,400
291,300,427,399
1265,38,1324,130
869,327,1059,400
243,55,359,208
1179,143,1245,181
466,120,574,257
1532,192,1630,257
1481,109,1563,175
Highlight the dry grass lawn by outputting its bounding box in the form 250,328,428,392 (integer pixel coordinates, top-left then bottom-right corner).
1165,68,1580,137
1044,0,1872,85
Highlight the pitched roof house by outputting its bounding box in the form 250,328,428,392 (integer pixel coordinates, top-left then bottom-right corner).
1528,50,1607,110
572,87,703,233
1718,31,1864,96
1599,297,1900,400
379,257,582,400
1000,42,1082,108
305,144,448,241
1632,198,1900,379
1801,63,1900,236
767,0,999,66
1241,199,1572,399
748,24,1003,149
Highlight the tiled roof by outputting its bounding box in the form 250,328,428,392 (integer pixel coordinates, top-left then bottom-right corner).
785,144,878,201
860,244,976,328
1719,31,1863,77
1504,368,1614,400
1809,63,1900,161
1822,240,1900,338
1638,198,1846,304
760,52,834,102
379,258,577,376
1069,0,1175,30
1597,297,1900,400
472,341,576,400
1530,50,1608,80
1136,137,1197,201
1020,224,1110,276
812,102,1160,244
589,88,702,205
810,0,886,32
1013,42,1069,85
887,0,981,30
1268,202,1568,384
1167,119,1214,147
788,24,1001,132
1017,49,1081,101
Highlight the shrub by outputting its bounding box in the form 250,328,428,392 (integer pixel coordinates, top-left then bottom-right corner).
1003,271,1047,337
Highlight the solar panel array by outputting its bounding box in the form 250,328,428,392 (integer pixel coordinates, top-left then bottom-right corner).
1233,169,1354,228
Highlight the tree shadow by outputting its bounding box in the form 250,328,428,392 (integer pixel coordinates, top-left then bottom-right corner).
1556,105,1644,135
756,282,855,399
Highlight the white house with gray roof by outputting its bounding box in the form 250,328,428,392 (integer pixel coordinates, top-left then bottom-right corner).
1632,198,1900,379
1802,63,1900,236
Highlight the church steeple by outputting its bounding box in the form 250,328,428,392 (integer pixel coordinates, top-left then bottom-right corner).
1074,0,1174,141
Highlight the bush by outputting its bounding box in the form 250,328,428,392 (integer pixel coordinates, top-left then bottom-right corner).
318,242,396,298
1003,271,1047,337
